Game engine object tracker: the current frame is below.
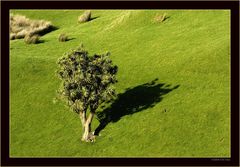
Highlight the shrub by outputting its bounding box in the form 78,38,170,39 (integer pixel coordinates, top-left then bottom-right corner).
10,14,54,40
15,30,28,39
10,33,16,40
154,13,167,23
78,10,91,23
24,34,40,44
58,33,68,42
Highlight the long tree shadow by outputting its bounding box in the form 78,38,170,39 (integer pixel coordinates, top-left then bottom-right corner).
94,78,180,135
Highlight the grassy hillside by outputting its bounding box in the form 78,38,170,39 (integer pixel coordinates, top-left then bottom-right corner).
10,10,230,157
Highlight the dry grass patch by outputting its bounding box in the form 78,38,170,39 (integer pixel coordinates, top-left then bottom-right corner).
24,34,40,44
154,13,168,23
58,33,68,42
104,11,131,31
10,14,54,40
78,10,91,23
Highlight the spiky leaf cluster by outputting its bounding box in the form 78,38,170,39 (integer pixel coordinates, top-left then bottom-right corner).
56,45,118,113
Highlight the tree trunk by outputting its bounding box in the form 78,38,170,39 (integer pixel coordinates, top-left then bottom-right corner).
79,110,86,130
81,111,95,142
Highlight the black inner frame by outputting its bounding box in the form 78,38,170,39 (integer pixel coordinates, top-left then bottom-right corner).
1,1,239,166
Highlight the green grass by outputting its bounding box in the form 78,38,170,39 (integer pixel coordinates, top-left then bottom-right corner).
10,10,230,157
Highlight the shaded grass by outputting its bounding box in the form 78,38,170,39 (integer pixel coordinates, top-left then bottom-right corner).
10,10,230,157
95,79,180,135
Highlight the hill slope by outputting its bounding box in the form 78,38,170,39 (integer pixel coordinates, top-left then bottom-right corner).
10,10,230,157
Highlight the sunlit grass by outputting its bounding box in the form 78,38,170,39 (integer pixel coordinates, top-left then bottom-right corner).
10,10,230,157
